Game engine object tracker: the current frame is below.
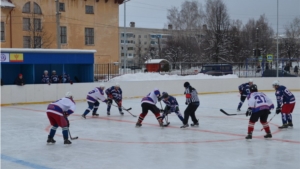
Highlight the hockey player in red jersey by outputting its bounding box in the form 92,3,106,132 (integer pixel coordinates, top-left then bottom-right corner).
46,92,76,144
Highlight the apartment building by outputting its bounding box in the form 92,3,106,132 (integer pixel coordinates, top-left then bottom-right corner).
1,0,124,64
119,22,174,65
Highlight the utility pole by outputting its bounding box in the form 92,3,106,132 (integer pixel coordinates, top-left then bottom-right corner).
56,0,61,49
276,0,279,77
124,1,127,72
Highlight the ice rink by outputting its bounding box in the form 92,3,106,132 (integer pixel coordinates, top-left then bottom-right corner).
1,91,300,169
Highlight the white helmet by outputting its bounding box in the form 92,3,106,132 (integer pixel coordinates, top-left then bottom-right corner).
248,79,253,83
65,91,73,98
115,82,120,87
272,80,280,86
99,83,105,89
44,70,48,73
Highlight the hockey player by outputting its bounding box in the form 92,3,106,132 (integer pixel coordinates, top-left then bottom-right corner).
181,82,200,128
46,92,75,144
105,83,124,115
51,70,59,83
42,70,50,84
159,92,184,126
245,84,274,139
237,79,253,111
136,88,163,127
272,80,296,129
82,84,110,119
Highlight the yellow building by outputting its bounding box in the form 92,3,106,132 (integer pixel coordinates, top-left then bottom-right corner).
1,0,124,64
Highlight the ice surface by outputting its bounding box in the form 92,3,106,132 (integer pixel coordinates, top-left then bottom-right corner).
1,92,300,169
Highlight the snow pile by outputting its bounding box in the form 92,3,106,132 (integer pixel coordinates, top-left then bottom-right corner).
110,72,238,81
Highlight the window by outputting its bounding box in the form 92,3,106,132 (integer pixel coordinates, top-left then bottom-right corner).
1,22,4,41
144,42,147,45
23,36,31,48
121,53,124,56
60,26,67,44
34,2,42,14
85,28,94,45
34,18,41,31
34,36,41,48
22,2,30,13
86,6,94,14
138,35,141,38
59,3,65,11
128,47,134,50
121,40,124,43
121,33,124,37
144,48,147,51
23,18,30,31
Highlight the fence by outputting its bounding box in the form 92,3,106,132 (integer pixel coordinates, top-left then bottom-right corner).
94,59,300,82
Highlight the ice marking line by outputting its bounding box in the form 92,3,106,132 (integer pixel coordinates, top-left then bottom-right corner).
1,154,52,169
6,106,300,144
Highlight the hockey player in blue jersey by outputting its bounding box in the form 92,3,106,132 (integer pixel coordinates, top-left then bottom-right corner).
105,83,124,115
272,80,296,129
42,70,50,84
51,70,59,83
237,79,253,111
159,92,184,126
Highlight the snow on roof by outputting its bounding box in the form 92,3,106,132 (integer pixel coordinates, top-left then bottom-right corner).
145,59,169,64
0,48,97,53
1,0,15,8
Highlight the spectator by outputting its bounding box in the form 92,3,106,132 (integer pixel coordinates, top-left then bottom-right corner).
15,74,25,86
61,72,71,83
284,63,290,72
294,66,299,75
42,70,50,84
51,70,59,83
256,63,261,73
265,62,269,70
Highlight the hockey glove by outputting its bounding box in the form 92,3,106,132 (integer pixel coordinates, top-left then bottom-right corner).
160,109,164,112
276,107,281,114
108,94,113,99
158,96,162,102
185,102,188,105
246,108,252,117
107,99,113,105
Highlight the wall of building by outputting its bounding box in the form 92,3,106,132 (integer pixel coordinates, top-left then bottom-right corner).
1,77,299,105
1,0,120,64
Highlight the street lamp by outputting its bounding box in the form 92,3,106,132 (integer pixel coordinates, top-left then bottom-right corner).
276,0,279,77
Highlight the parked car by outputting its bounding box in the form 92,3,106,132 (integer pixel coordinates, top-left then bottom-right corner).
262,69,297,77
200,64,233,76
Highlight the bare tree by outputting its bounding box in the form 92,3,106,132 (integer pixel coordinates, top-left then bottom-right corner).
167,1,204,30
201,0,231,62
23,13,54,48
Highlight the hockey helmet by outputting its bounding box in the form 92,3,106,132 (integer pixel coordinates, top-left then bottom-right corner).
65,91,73,98
184,82,190,88
272,80,280,86
162,92,169,99
115,82,120,87
249,84,258,92
99,83,105,89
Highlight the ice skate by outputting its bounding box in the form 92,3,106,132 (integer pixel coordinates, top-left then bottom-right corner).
288,123,293,128
47,135,56,144
64,139,72,144
135,123,142,127
191,121,199,127
237,108,241,112
119,111,124,115
278,124,288,129
245,134,252,140
92,113,99,117
81,114,86,119
264,133,272,139
107,111,110,116
180,124,189,129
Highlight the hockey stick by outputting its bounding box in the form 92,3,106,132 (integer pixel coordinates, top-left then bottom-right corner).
260,113,277,131
111,104,136,117
220,109,245,116
159,101,170,126
65,118,78,140
68,129,78,140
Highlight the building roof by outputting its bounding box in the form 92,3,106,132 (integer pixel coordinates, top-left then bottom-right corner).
0,0,15,8
0,48,97,53
145,59,169,64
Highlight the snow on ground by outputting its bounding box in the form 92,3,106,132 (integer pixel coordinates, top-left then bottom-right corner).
110,72,238,81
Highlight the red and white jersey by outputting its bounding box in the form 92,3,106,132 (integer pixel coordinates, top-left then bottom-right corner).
47,98,76,116
247,92,274,113
87,87,106,103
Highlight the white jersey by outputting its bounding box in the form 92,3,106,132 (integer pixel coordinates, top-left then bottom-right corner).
141,89,161,105
47,98,76,116
247,92,274,113
87,87,106,103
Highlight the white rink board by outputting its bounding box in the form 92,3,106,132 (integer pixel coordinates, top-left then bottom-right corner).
1,77,300,104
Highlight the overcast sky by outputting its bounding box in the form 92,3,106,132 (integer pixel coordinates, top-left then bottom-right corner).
119,0,300,33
